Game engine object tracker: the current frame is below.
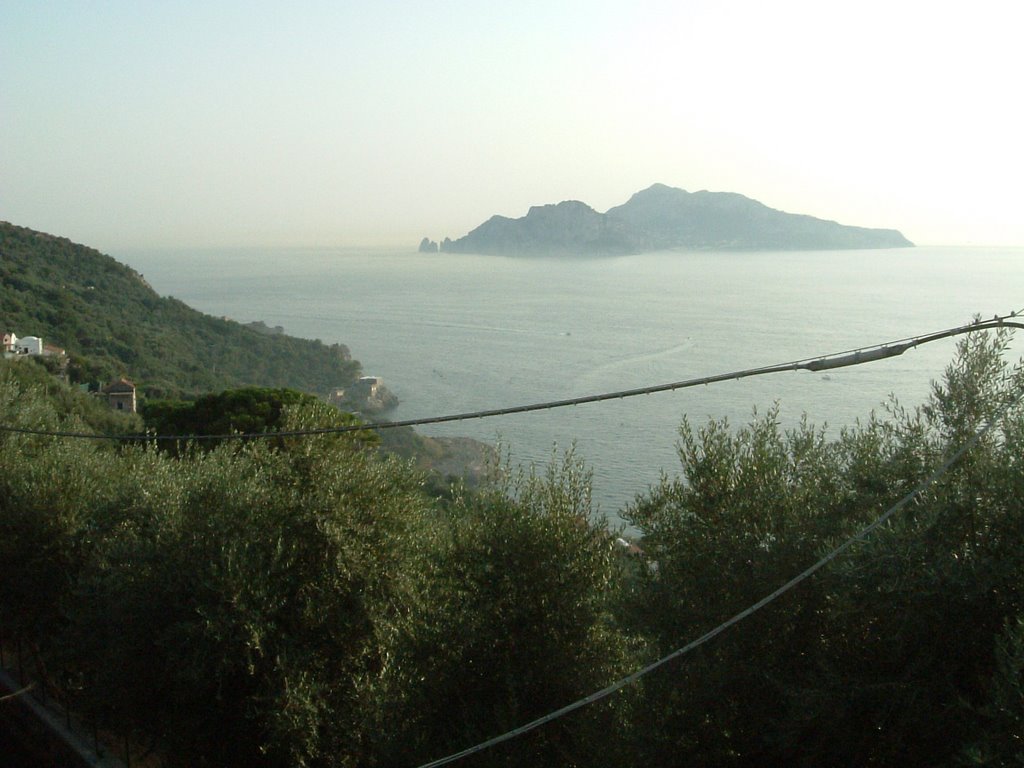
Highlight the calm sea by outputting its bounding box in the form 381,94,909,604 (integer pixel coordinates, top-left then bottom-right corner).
120,246,1023,524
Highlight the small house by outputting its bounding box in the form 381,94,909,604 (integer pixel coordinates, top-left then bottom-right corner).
326,376,397,413
103,378,137,413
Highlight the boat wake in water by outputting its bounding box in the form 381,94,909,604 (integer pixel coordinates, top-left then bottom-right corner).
573,338,696,392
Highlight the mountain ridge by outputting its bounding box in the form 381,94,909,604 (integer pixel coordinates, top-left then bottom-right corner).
0,221,361,398
435,183,913,255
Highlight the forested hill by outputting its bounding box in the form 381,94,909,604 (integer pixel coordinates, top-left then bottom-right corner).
438,183,913,255
0,222,360,397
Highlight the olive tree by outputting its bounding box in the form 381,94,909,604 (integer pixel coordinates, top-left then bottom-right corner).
622,329,1024,766
361,450,639,768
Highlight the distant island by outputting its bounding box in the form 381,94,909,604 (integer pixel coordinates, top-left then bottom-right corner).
422,183,913,255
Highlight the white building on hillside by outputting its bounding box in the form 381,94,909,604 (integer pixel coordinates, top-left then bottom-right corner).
15,336,43,356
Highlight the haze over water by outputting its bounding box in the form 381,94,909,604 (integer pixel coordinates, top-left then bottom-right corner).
123,246,1024,524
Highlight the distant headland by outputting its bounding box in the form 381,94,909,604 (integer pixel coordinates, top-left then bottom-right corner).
421,183,913,255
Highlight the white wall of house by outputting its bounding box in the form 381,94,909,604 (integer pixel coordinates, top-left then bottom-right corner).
16,336,43,355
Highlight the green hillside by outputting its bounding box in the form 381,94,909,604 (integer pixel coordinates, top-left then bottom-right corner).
0,222,360,397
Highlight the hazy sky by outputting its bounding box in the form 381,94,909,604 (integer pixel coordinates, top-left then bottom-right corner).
2,1,1021,250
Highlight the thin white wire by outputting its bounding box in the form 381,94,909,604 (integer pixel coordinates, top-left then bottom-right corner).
413,381,1023,768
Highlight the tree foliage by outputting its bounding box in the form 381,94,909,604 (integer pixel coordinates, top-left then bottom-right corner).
622,329,1024,766
140,386,379,457
363,450,637,767
1,332,1024,767
0,222,361,397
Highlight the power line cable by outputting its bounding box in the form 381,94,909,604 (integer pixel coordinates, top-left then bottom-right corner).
0,312,1020,443
412,369,1024,768
2,310,1021,761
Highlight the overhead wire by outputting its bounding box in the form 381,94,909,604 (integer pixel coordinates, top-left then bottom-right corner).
413,364,1024,768
0,312,1021,443
2,309,1022,762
